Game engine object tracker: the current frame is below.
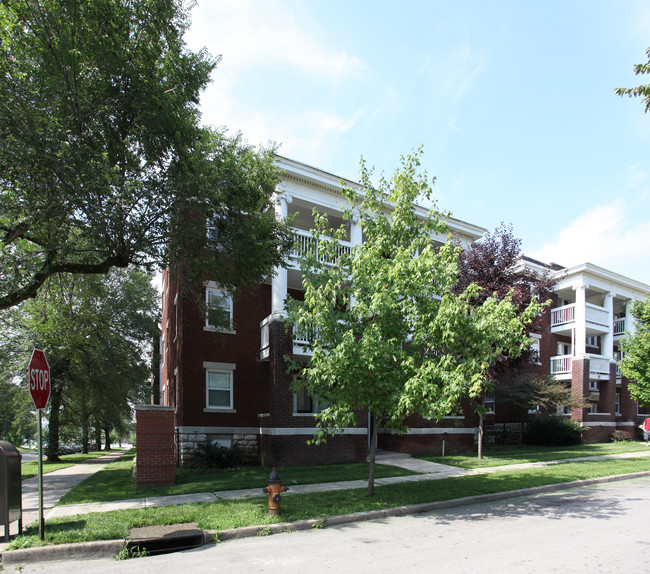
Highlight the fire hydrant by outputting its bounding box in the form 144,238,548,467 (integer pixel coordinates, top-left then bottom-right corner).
263,468,288,515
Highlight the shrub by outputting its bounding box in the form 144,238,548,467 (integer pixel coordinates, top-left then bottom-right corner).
610,430,631,442
523,416,584,446
193,439,239,468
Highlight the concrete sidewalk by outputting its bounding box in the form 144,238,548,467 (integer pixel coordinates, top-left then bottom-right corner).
1,448,128,543
43,448,650,519
2,448,650,567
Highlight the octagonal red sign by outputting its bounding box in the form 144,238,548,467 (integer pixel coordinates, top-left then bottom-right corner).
29,349,50,410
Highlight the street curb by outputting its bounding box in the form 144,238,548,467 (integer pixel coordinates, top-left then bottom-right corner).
1,540,125,566
214,470,650,541
3,470,650,565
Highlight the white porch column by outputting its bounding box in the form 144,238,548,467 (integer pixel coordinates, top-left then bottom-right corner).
626,300,637,338
602,292,614,360
271,192,292,316
573,282,587,356
350,214,362,246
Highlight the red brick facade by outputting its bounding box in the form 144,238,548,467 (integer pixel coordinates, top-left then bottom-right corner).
135,405,176,487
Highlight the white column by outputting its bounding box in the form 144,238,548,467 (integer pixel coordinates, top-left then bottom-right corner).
602,292,614,360
350,214,362,246
574,282,587,356
271,192,291,317
626,300,637,338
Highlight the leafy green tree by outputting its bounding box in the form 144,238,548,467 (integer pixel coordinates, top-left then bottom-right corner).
616,47,650,112
620,300,650,406
452,223,554,458
0,0,291,310
5,268,158,460
286,150,543,496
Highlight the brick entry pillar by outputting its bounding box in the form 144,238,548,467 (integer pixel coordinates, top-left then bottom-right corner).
135,405,177,488
571,356,589,424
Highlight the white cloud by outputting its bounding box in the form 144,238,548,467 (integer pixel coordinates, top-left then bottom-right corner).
184,1,366,161
528,199,650,284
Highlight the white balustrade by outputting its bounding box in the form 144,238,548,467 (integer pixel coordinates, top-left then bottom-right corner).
613,317,625,336
290,229,352,265
585,303,609,328
550,355,572,374
551,304,575,327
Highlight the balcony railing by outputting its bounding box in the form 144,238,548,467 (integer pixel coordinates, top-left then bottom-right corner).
551,304,575,327
613,317,625,336
585,303,609,328
550,354,572,375
550,354,613,378
290,229,353,265
551,302,611,331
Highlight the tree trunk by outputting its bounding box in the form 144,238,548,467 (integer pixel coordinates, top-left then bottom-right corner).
477,411,485,460
94,426,102,451
46,382,62,462
104,425,111,450
81,389,89,454
366,416,381,498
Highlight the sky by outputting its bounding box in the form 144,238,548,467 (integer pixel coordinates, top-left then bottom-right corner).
183,0,650,285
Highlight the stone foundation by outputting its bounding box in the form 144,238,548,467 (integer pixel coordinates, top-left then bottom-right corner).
177,429,259,467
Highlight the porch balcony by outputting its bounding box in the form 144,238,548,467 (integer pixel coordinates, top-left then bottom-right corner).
550,302,611,336
550,353,614,381
613,317,626,339
259,315,316,360
288,228,353,270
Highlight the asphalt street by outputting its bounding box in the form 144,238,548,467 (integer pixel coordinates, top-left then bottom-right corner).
8,475,650,574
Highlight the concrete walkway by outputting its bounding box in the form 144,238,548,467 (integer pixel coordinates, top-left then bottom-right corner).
1,448,127,543
42,448,650,519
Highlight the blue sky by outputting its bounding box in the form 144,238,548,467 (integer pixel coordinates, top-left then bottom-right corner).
184,1,650,284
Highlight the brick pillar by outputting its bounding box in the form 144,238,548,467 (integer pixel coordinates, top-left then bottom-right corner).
135,405,176,488
600,362,617,416
571,356,589,423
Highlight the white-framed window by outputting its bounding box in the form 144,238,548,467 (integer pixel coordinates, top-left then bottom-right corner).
589,381,599,392
204,362,236,411
529,334,541,364
484,394,495,415
205,284,234,332
556,405,571,415
615,392,621,415
293,379,328,414
586,336,599,348
589,403,598,414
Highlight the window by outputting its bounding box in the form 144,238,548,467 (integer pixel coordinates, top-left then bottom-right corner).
529,334,541,364
615,392,621,415
586,336,599,348
206,368,234,410
484,394,495,415
205,285,234,332
294,381,328,414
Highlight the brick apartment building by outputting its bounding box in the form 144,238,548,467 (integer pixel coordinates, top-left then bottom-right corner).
159,157,650,467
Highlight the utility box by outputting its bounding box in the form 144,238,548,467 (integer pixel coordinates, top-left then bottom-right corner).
0,441,22,541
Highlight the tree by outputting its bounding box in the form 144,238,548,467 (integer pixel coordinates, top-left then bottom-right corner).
0,0,291,310
285,150,543,496
615,47,650,112
3,268,158,460
453,223,554,457
494,373,587,445
620,300,650,406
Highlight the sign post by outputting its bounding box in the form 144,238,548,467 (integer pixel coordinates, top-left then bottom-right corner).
29,349,50,541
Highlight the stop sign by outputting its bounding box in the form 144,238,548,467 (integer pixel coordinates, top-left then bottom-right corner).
29,349,50,410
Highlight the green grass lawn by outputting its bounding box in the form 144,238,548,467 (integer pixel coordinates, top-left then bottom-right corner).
9,454,650,550
424,441,650,469
21,452,108,481
58,450,417,505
